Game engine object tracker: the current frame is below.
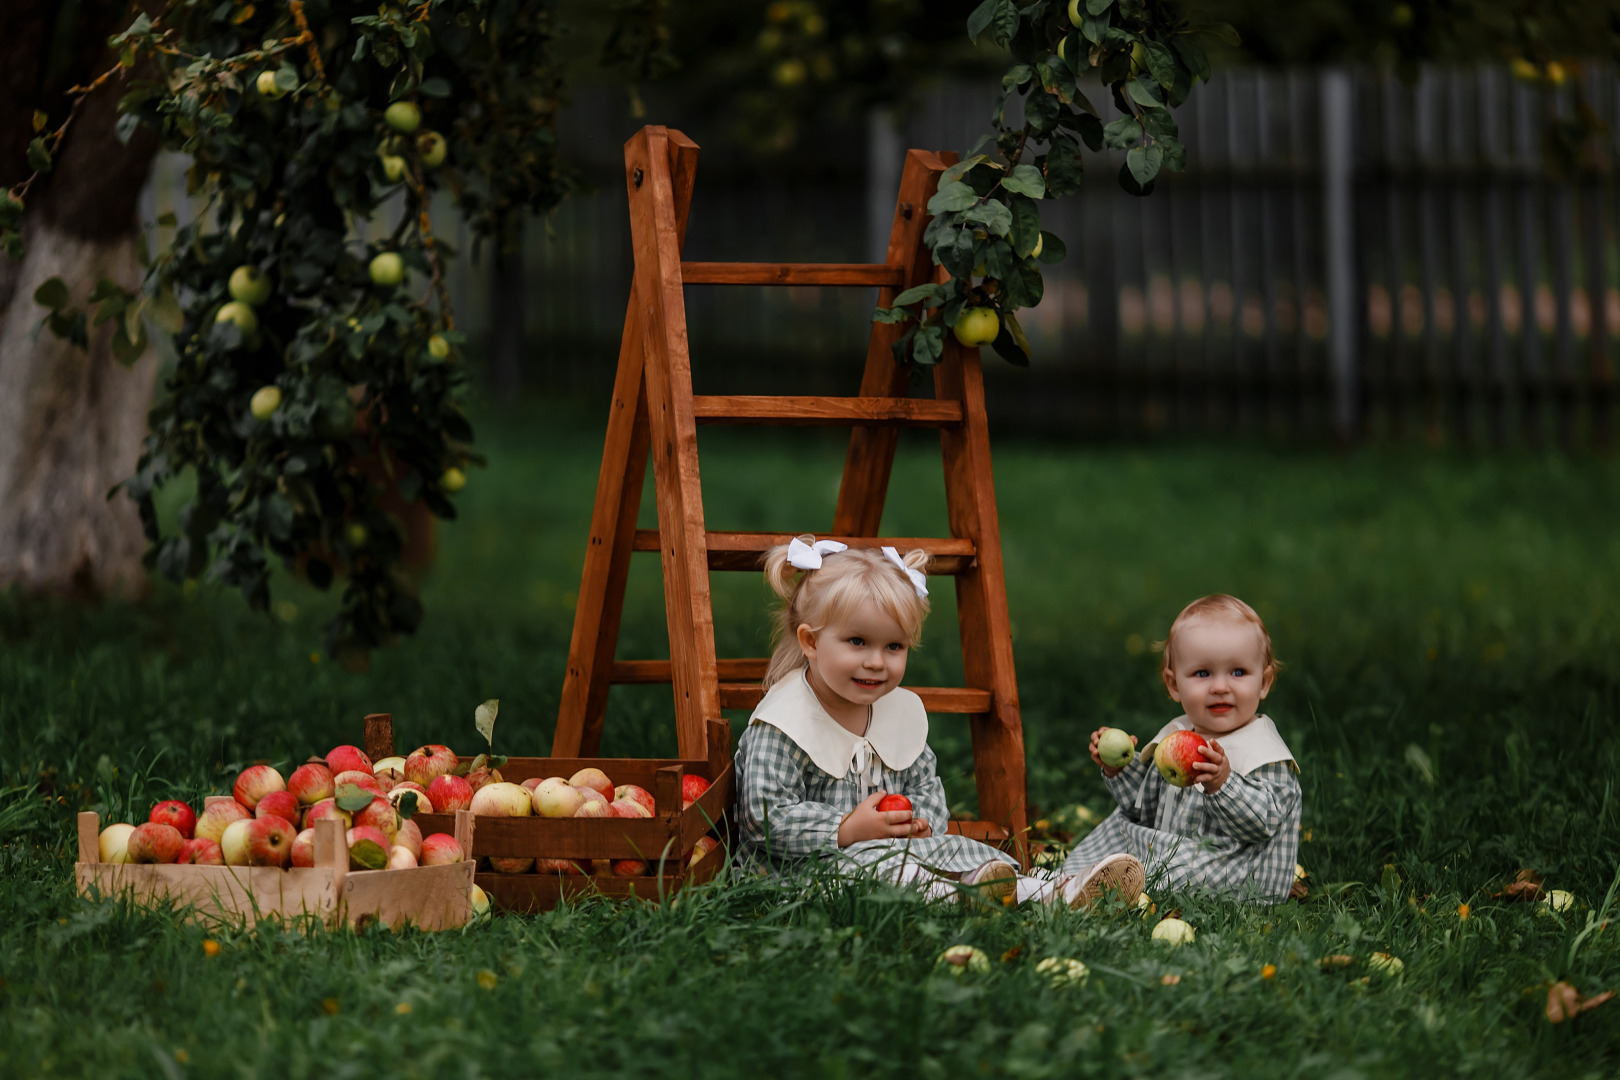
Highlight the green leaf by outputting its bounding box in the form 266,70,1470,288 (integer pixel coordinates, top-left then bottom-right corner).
1203,21,1242,47
348,838,387,871
1087,0,1113,14
927,181,979,214
963,199,1012,237
149,284,183,333
992,309,1031,366
261,493,295,542
1126,145,1164,188
966,0,999,43
1172,35,1211,82
274,66,298,93
892,283,944,307
1117,160,1155,197
393,790,419,819
989,0,1020,45
1001,64,1035,93
1127,77,1164,109
1080,12,1110,45
110,319,146,367
1037,231,1067,264
475,698,498,748
1073,113,1104,153
26,137,52,174
420,77,451,98
941,156,995,186
1102,117,1142,150
0,191,23,228
1002,164,1046,199
32,276,70,311
872,305,911,325
1159,135,1187,173
1009,198,1042,257
1144,40,1180,89
913,324,944,366
335,783,375,813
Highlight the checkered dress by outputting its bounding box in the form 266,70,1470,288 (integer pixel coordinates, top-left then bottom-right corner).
734,719,1016,877
1061,753,1302,904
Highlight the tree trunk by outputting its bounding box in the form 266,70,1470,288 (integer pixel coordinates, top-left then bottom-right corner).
0,1,162,597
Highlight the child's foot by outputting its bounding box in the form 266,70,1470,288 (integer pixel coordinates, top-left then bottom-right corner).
961,858,1018,906
1056,853,1145,910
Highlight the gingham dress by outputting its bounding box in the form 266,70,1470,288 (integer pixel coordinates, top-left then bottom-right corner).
1062,727,1302,904
734,710,1016,878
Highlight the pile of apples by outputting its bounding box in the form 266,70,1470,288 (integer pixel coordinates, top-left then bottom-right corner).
95,743,469,872
468,765,719,879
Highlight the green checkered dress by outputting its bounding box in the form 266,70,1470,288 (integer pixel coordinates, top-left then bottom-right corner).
1061,749,1302,904
735,719,1016,877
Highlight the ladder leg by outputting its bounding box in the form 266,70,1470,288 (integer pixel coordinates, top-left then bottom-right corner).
833,150,955,536
936,338,1028,861
626,126,721,760
555,129,700,757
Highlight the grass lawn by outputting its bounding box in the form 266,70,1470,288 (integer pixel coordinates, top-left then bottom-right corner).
2,401,1618,1078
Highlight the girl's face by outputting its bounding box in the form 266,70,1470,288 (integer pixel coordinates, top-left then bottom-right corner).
1165,617,1274,737
796,598,910,729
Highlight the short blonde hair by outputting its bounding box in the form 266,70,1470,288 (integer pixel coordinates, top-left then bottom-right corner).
1156,594,1279,697
761,539,931,690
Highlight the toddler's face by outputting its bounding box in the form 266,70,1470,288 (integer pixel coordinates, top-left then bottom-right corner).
798,598,910,721
1165,617,1273,737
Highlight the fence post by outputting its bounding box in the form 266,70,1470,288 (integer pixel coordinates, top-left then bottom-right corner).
1321,68,1358,443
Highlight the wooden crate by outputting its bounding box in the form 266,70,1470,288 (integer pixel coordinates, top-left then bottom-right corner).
75,806,478,930
366,714,733,912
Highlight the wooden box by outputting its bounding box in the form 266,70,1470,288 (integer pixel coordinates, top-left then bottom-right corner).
366,715,734,912
74,807,478,931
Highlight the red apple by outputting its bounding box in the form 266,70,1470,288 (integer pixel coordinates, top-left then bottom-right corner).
533,777,584,818
346,826,392,869
352,796,400,842
427,774,474,813
612,858,649,877
535,858,586,875
395,817,423,859
876,794,912,813
404,744,458,788
303,798,352,831
244,816,296,867
418,833,464,866
286,763,335,806
568,767,613,801
521,777,543,792
179,838,223,865
232,765,286,810
1153,729,1211,788
127,822,186,864
489,856,535,874
149,800,197,839
463,765,502,792
576,786,609,810
470,782,532,817
688,835,719,869
574,798,611,819
387,845,419,870
325,745,373,776
194,800,251,843
609,798,652,819
614,784,656,815
255,790,301,826
290,829,316,868
681,774,711,808
333,770,384,795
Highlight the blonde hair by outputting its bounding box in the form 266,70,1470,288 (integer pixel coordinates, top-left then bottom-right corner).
762,539,931,690
1155,594,1279,697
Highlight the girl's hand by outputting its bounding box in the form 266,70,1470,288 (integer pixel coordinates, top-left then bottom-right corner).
837,791,929,846
1194,739,1231,794
1089,727,1137,778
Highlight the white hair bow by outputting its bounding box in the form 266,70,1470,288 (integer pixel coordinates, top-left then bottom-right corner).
787,536,848,570
882,546,929,599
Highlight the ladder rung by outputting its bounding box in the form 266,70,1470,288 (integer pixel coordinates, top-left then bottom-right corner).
680,262,906,288
613,658,767,684
631,531,977,573
718,683,994,714
692,396,962,428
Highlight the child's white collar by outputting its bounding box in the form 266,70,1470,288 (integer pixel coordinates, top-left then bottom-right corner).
1148,714,1297,776
749,670,930,788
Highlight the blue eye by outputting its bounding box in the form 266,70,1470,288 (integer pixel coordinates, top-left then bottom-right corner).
1193,669,1209,678
849,637,865,647
1232,668,1247,677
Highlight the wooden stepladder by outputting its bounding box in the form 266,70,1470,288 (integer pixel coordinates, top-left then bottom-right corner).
553,125,1027,855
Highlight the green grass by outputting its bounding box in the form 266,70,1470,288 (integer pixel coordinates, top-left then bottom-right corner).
3,402,1619,1078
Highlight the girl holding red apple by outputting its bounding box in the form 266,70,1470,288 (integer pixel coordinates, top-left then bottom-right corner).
1062,594,1303,904
734,538,1091,906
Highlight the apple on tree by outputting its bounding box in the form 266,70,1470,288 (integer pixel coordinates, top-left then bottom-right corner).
384,100,421,133
214,300,258,337
228,265,272,306
368,251,405,287
953,306,999,347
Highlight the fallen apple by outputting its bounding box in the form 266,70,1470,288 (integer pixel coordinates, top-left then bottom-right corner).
149,800,197,839
533,777,584,818
286,762,335,806
232,765,285,810
1096,727,1136,769
194,799,251,843
418,833,464,866
1151,917,1196,946
1035,957,1089,987
404,744,458,787
426,774,475,813
1368,951,1404,975
469,883,490,917
98,823,136,864
935,945,990,976
688,835,719,869
325,745,373,776
127,822,185,864
1153,730,1210,788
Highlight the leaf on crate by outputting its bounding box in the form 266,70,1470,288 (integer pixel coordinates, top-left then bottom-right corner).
475,699,498,748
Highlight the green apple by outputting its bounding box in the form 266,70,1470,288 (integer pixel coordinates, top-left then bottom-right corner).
215,300,258,336
256,70,287,100
1068,0,1083,28
1096,727,1136,769
384,101,421,133
1151,917,1195,945
249,386,281,420
368,252,405,287
1032,233,1044,259
228,265,271,306
953,305,999,347
345,522,369,548
934,945,990,976
416,130,447,168
427,334,451,359
440,467,466,493
380,154,406,182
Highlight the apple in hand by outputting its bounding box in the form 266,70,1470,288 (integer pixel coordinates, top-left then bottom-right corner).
1096,727,1136,769
1153,730,1210,788
470,782,532,817
325,745,373,776
149,800,197,839
404,744,458,787
875,794,912,813
286,763,335,806
179,838,223,865
194,799,251,843
532,778,584,818
232,765,286,810
614,784,656,815
681,774,711,808
569,768,613,801
255,790,301,827
418,833,464,866
127,822,186,864
427,774,474,813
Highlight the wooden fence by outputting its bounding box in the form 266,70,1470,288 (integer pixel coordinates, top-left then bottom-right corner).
141,66,1620,447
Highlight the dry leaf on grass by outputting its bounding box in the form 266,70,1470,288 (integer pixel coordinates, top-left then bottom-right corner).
1545,982,1615,1023
1492,869,1545,902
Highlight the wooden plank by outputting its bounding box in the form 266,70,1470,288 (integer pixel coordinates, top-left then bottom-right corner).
476,846,724,912
946,819,1012,845
450,814,684,862
343,860,474,931
613,657,768,683
626,125,721,760
363,713,394,762
630,530,975,573
555,129,700,758
78,862,339,927
77,810,97,864
692,396,961,427
653,764,684,823
680,262,904,287
833,150,955,536
717,681,991,714
314,817,345,902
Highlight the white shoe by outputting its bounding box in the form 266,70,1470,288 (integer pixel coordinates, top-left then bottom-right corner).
1056,853,1146,910
961,858,1018,906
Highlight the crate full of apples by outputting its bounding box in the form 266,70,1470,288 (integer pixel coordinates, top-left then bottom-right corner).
363,713,733,913
75,747,482,930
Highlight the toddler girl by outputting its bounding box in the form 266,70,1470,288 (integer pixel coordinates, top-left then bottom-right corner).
735,537,1133,906
1062,594,1302,904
